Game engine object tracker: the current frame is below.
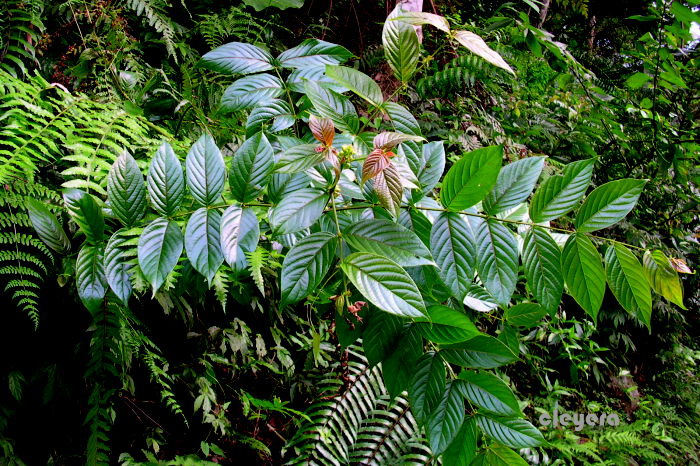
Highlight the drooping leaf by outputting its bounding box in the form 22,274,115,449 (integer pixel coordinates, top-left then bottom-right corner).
340,252,427,318
409,352,446,425
373,131,424,151
463,284,499,313
430,212,476,300
416,305,480,344
418,141,445,194
441,146,502,211
504,303,546,328
138,218,183,291
442,417,478,466
308,115,335,146
343,218,434,267
107,152,146,227
453,30,515,74
147,142,185,216
363,311,405,366
229,132,274,202
362,149,391,184
382,326,423,397
199,42,274,75
393,12,451,33
269,189,328,234
371,162,403,218
220,205,260,271
325,65,384,107
476,415,545,449
25,198,70,254
475,219,519,306
280,232,338,307
643,250,686,309
605,244,652,330
575,179,647,232
246,99,295,136
275,144,327,174
277,39,352,68
63,188,104,244
483,156,545,215
304,81,360,134
185,208,224,284
220,73,284,112
383,5,420,83
427,381,466,455
456,371,521,417
76,244,107,312
529,158,595,223
186,134,226,207
441,335,517,369
561,233,605,321
105,230,132,304
522,227,563,315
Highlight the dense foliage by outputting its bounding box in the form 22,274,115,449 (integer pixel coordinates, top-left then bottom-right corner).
0,0,697,465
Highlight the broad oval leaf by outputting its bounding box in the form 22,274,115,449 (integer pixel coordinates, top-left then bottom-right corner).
105,230,132,304
278,39,352,68
575,179,647,232
363,311,405,366
383,5,420,83
504,303,546,328
280,232,338,307
309,115,335,146
343,218,434,267
476,444,529,466
476,415,545,449
275,144,326,174
522,227,563,315
340,252,427,318
529,158,595,223
230,132,274,202
185,208,224,284
394,12,451,33
382,327,423,397
269,188,328,234
371,162,403,218
268,172,310,204
440,335,517,369
456,371,521,417
475,219,519,306
427,381,465,455
409,352,446,425
287,65,347,93
483,156,545,215
220,205,260,270
417,305,480,344
453,30,515,74
325,65,384,108
418,141,445,194
605,244,652,329
384,102,421,136
147,142,185,216
373,131,424,151
442,417,478,466
430,212,476,300
76,244,107,311
643,250,685,309
186,134,225,207
199,42,273,75
107,152,146,227
138,217,183,291
561,233,605,321
220,73,284,112
25,198,70,254
304,81,360,134
246,99,295,136
63,188,104,244
398,208,432,247
441,146,502,211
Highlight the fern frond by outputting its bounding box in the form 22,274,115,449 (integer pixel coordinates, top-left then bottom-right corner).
0,0,45,77
121,0,184,60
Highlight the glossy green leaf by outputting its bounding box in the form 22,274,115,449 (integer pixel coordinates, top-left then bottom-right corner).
476,415,544,449
229,132,274,202
522,227,563,315
138,218,183,291
476,443,529,466
25,198,70,254
383,5,420,83
430,212,476,300
382,327,422,397
185,208,224,284
398,208,432,246
220,205,259,271
105,230,132,304
530,158,595,223
340,252,426,318
456,371,521,417
417,305,480,344
561,233,605,321
363,311,405,366
463,284,499,313
186,134,225,207
427,381,465,455
275,144,326,174
76,244,107,312
453,30,515,74
147,142,185,216
107,152,146,227
384,102,421,136
418,141,445,194
504,303,546,328
409,352,446,424
280,232,337,307
220,73,284,112
343,218,434,267
626,72,651,89
199,42,273,75
287,65,347,93
269,189,328,234
643,250,685,309
475,219,519,306
268,172,310,204
575,179,646,232
246,99,295,136
326,65,383,107
63,188,104,244
483,156,545,214
442,417,478,466
441,146,502,210
441,335,517,369
393,12,451,33
304,81,360,134
278,39,352,68
605,244,652,330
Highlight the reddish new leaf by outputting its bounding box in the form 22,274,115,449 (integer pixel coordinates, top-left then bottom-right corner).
373,131,424,150
309,114,335,146
373,162,403,217
362,148,391,184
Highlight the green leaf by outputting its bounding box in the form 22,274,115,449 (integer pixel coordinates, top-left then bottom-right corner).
269,189,328,234
76,244,107,312
442,417,478,466
605,244,652,330
463,284,499,313
382,327,423,397
626,72,651,89
418,141,445,194
456,371,521,417
268,172,310,204
275,144,326,174
427,381,465,455
199,42,273,75
185,208,224,284
25,198,70,254
186,134,226,207
643,250,685,309
522,227,564,315
242,0,304,10
229,132,274,202
409,352,446,425
478,443,529,466
138,218,183,291
383,5,420,83
343,218,434,267
441,335,517,369
453,30,514,74
476,415,544,449
504,303,546,328
483,156,545,215
147,142,185,216
475,219,519,306
363,311,405,366
246,99,295,136
107,152,146,227
416,305,480,344
430,212,476,300
398,208,432,246
278,39,352,68
530,158,595,223
220,205,260,271
575,179,646,232
383,102,421,136
280,232,337,307
63,188,105,244
441,146,502,210
105,230,132,304
287,66,347,93
340,252,427,318
393,12,451,33
304,81,360,134
561,233,605,321
325,65,383,107
220,74,284,112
